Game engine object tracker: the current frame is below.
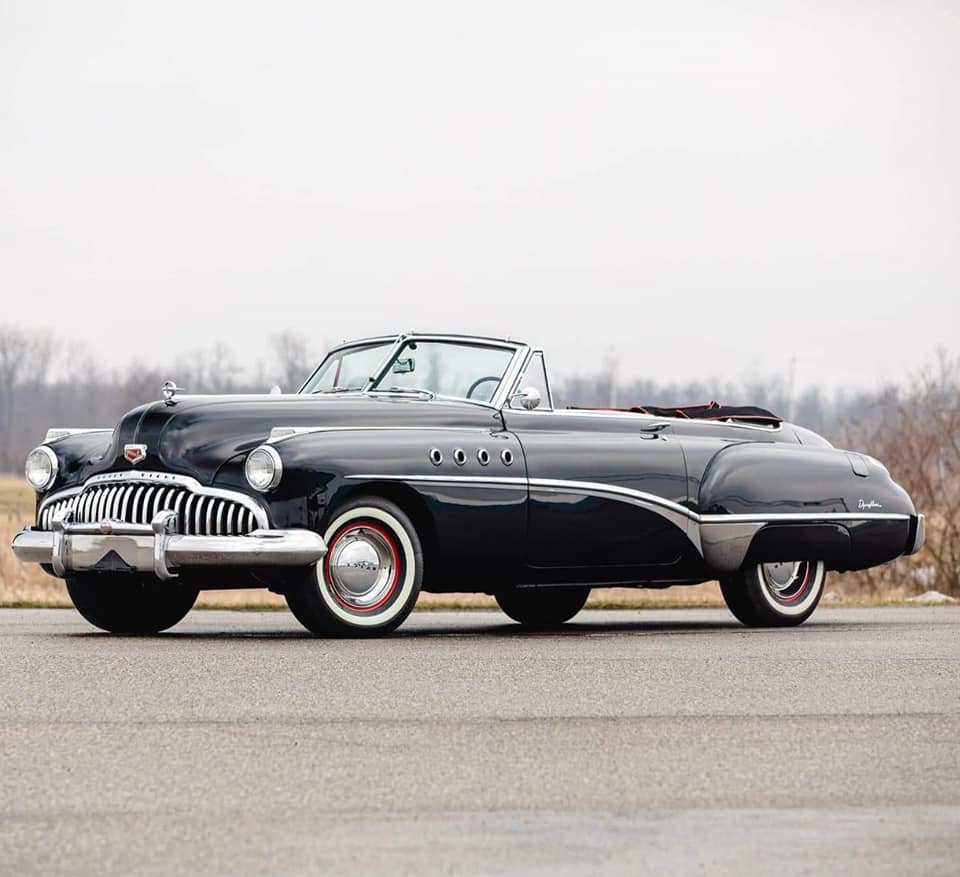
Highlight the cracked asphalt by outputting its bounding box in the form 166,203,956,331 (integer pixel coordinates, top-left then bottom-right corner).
1,606,958,875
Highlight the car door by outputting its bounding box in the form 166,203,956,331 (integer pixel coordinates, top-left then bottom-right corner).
504,408,693,572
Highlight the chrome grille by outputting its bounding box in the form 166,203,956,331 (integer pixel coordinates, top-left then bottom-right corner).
37,479,262,536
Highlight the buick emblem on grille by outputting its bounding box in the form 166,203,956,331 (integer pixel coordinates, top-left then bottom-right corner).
124,444,147,465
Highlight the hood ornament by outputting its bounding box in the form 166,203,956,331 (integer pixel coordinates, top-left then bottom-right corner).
162,381,185,406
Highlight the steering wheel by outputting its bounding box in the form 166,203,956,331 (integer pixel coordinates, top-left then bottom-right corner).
466,376,500,400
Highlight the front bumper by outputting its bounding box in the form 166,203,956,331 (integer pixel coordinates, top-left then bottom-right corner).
11,511,327,581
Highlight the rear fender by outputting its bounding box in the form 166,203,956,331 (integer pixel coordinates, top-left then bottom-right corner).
698,443,916,573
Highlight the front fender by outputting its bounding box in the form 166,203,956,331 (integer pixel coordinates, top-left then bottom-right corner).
34,430,116,504
213,427,528,588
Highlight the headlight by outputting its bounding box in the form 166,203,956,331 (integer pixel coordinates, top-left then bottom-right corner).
245,445,282,492
25,446,58,492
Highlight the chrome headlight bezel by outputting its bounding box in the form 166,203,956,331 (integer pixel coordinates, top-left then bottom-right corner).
25,445,59,493
244,445,283,492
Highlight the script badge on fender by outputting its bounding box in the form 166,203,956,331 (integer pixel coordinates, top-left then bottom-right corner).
124,444,147,465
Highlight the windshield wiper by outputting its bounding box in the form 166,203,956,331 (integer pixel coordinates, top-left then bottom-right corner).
311,386,364,395
373,386,436,399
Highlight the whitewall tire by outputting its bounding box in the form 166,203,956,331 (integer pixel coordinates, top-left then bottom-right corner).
719,560,826,627
285,497,422,636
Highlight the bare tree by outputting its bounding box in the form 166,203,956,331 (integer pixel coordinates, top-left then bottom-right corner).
842,351,960,596
269,332,314,392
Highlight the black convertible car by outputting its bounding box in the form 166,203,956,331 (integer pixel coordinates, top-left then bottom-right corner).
12,333,924,635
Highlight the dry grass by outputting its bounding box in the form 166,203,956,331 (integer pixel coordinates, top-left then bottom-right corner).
0,474,934,610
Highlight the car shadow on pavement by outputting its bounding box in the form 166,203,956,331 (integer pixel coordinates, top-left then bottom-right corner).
65,615,849,639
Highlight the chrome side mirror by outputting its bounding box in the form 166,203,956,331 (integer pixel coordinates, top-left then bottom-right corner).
269,385,283,395
510,386,542,410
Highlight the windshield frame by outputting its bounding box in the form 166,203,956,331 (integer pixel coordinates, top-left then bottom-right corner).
298,334,530,408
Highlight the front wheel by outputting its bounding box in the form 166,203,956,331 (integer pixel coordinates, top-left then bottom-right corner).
495,585,590,629
66,573,198,634
719,560,826,627
285,496,423,637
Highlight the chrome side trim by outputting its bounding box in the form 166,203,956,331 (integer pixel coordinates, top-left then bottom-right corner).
343,473,910,524
267,425,495,444
44,428,112,443
345,473,528,488
698,512,911,523
343,473,911,561
529,477,694,519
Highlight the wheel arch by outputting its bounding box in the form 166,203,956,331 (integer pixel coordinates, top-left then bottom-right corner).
334,480,440,588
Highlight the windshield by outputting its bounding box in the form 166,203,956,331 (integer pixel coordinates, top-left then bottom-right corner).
300,338,517,403
371,340,515,402
300,342,393,393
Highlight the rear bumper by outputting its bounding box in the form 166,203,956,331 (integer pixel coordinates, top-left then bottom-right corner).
906,514,926,556
11,511,326,581
700,512,925,572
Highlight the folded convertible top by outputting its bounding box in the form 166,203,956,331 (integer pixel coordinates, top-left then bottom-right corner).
569,400,783,426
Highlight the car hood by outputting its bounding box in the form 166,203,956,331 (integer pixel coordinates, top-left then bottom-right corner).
101,393,501,483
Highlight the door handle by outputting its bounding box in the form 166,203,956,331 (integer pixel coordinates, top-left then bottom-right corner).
640,422,669,433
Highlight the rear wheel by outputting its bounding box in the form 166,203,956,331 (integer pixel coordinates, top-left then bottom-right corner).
495,586,590,629
720,560,826,627
285,497,422,637
66,573,198,634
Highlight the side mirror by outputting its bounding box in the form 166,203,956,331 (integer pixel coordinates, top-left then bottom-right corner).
509,386,542,410
392,357,415,374
269,385,282,395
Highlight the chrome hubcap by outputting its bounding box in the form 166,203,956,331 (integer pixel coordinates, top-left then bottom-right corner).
760,560,812,603
762,561,802,593
327,526,397,608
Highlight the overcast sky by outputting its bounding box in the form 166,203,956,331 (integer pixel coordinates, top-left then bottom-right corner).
1,1,957,391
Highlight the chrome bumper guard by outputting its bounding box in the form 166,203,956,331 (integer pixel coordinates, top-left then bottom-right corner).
906,514,926,556
11,511,327,581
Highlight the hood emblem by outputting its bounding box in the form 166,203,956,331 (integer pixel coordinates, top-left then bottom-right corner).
124,444,147,465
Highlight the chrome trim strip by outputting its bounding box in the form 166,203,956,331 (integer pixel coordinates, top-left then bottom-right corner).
345,473,528,488
490,345,532,410
343,473,911,526
698,512,911,523
267,426,497,444
44,428,112,444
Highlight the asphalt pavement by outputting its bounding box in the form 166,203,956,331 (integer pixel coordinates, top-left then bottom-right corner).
2,606,959,876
